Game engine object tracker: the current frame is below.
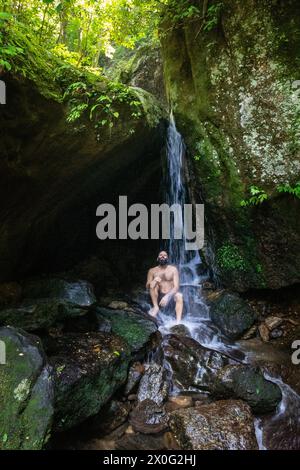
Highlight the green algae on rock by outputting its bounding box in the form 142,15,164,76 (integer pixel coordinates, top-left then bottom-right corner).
0,327,54,450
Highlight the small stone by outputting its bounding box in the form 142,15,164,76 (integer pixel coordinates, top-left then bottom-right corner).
168,396,193,408
265,316,283,331
270,328,283,339
259,323,270,342
125,425,134,434
108,301,129,310
242,325,257,340
128,394,137,401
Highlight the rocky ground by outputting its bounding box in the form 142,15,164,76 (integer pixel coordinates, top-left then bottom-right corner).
1,274,299,450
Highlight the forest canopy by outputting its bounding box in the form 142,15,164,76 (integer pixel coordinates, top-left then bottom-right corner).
0,1,211,68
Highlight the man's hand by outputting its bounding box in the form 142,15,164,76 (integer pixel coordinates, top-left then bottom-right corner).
159,294,170,308
150,276,161,289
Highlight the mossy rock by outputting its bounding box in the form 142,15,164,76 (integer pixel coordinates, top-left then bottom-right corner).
96,307,159,353
49,331,131,432
215,365,282,414
209,292,257,340
0,327,54,450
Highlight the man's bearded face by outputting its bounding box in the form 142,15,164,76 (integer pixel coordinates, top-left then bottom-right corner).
157,252,168,265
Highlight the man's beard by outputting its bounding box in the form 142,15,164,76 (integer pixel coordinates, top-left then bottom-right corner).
158,258,168,266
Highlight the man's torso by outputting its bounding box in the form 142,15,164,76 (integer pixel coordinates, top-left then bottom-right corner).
152,265,176,294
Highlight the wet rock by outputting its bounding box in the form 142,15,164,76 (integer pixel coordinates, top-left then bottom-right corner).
265,316,283,331
169,400,258,450
162,334,228,391
22,279,96,306
124,362,144,395
49,331,131,432
137,362,169,405
259,324,270,342
96,307,160,354
0,327,54,450
215,365,282,414
169,324,191,337
210,292,257,340
129,399,169,434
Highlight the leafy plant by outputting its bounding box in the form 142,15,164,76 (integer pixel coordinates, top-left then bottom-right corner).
64,77,143,136
203,2,224,32
240,186,268,207
0,14,24,70
277,182,300,199
66,103,88,122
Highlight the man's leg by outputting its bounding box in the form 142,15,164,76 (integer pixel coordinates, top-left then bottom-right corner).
149,284,160,317
174,292,183,323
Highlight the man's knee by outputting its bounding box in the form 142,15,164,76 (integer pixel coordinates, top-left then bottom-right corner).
175,292,183,303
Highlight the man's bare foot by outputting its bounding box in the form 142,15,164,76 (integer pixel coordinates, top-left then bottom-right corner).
149,306,159,317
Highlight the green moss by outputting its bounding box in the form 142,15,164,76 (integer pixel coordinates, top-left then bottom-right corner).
216,244,247,272
0,329,53,450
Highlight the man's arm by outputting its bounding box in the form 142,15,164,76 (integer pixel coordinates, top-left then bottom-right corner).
146,269,154,289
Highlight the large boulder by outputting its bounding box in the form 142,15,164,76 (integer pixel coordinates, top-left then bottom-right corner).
0,279,97,331
0,327,54,450
137,362,169,405
129,399,169,434
214,364,282,414
48,331,131,432
162,334,228,391
96,307,160,354
209,292,257,339
162,332,281,413
169,400,258,450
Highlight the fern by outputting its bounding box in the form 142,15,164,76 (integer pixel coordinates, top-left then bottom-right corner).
277,182,300,199
240,186,268,207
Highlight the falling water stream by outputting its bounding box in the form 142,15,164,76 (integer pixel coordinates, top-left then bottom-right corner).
152,115,300,450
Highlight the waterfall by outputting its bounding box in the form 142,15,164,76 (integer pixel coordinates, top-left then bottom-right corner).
162,116,206,318
160,116,236,352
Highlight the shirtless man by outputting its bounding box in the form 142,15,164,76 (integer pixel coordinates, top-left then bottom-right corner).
146,251,183,323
